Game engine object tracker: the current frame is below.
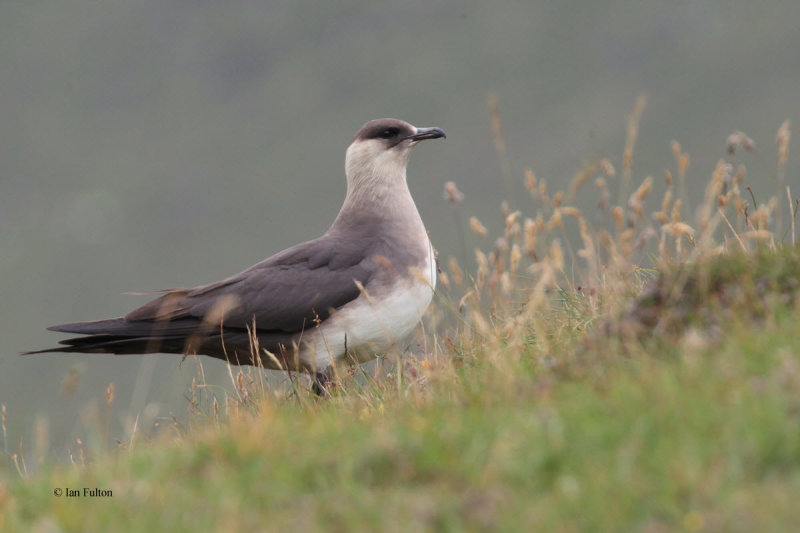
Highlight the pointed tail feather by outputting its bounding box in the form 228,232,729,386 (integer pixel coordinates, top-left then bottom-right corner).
23,317,212,355
22,335,189,355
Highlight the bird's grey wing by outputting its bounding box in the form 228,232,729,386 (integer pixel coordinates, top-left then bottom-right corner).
124,235,379,333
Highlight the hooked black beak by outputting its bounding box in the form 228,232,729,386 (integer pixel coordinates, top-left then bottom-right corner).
406,127,447,142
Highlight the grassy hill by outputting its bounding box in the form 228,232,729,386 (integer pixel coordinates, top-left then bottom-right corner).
3,123,799,532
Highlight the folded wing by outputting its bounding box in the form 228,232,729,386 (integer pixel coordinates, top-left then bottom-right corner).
26,235,379,357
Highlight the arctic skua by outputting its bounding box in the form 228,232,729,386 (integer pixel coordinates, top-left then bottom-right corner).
26,118,446,394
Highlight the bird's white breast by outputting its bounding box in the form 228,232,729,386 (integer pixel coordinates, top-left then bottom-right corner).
301,237,436,370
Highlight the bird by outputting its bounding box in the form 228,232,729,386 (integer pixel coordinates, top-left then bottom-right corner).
25,118,446,395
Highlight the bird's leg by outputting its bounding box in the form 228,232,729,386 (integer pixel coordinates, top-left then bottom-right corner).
311,368,335,397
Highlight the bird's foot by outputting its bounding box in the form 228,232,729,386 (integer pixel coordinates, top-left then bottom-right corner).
311,371,335,397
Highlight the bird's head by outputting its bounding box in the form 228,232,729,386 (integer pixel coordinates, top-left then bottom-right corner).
345,118,446,191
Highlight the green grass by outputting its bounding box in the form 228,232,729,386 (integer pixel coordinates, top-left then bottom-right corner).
4,247,800,532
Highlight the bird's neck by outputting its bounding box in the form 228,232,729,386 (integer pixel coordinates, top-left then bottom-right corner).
331,165,425,235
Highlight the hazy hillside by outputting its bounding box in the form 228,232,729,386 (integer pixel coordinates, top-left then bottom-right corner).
1,0,798,473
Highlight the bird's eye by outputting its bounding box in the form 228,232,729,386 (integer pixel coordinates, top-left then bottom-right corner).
379,128,399,139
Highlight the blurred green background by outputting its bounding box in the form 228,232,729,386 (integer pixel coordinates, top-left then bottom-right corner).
1,1,798,464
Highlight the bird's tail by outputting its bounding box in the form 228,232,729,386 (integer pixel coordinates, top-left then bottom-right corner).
22,318,195,355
